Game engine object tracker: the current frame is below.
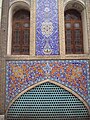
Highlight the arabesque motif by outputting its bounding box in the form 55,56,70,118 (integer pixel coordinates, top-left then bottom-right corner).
36,0,59,55
6,60,89,106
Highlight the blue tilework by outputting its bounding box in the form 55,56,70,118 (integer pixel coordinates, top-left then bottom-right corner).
36,0,59,55
6,60,90,106
87,63,90,105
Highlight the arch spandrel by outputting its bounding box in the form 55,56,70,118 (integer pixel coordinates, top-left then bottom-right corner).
6,60,90,112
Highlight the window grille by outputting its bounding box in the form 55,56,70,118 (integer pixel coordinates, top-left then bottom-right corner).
65,9,83,54
6,82,90,120
12,10,30,55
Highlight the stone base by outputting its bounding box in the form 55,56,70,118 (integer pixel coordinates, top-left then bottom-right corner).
0,115,4,120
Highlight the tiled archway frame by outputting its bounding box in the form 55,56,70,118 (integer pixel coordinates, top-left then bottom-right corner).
6,60,90,112
6,80,90,115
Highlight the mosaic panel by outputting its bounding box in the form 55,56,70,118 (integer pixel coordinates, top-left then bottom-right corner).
36,0,59,55
6,60,89,106
88,62,90,105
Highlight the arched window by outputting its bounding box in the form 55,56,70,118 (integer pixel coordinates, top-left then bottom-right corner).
65,9,83,54
12,10,30,55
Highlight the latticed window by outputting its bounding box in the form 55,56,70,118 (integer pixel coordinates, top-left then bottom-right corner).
12,10,30,55
65,9,83,54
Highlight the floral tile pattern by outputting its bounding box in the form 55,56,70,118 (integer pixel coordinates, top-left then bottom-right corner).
36,0,59,55
6,60,90,106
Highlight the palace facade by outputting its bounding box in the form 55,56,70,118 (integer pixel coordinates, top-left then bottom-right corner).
0,0,90,119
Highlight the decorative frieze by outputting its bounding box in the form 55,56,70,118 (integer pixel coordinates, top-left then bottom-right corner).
6,60,90,107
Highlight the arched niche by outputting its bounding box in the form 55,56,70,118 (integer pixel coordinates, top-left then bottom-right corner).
7,1,30,55
64,0,89,54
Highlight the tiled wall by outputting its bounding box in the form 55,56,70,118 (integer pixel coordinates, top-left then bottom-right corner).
36,0,59,55
0,0,90,115
6,60,90,107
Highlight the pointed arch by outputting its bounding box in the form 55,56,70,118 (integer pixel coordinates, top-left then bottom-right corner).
6,79,90,114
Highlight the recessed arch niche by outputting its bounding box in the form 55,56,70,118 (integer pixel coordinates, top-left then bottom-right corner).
64,0,89,54
7,1,30,55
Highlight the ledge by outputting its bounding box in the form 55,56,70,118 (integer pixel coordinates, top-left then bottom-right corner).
4,54,90,60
